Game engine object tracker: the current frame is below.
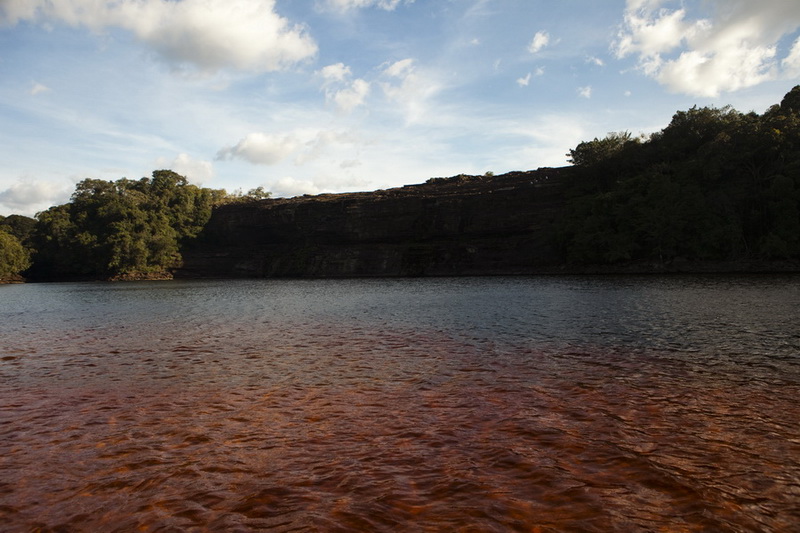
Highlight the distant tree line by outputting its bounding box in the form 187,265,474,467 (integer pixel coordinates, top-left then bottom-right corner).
558,85,800,265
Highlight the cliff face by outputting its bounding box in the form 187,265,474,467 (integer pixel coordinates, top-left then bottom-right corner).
177,168,570,278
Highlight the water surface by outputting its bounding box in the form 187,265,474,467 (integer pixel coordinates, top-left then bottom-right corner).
1,276,799,531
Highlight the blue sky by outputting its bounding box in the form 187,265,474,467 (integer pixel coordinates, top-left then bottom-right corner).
1,0,799,216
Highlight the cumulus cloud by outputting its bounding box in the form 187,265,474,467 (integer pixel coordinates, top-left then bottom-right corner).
319,63,352,84
154,153,214,184
216,133,299,165
218,129,358,167
0,178,72,216
528,31,550,54
318,63,370,112
578,86,592,99
0,0,317,73
331,79,370,112
614,0,800,96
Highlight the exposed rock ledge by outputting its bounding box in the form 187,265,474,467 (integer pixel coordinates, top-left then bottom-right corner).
177,168,568,278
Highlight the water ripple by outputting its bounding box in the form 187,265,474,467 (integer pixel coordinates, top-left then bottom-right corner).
1,276,799,531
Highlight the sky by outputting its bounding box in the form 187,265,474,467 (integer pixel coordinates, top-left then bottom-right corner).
1,0,799,217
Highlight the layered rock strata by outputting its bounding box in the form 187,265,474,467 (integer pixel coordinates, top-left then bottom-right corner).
178,168,567,278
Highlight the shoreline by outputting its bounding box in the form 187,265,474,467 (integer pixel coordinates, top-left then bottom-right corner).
12,260,800,283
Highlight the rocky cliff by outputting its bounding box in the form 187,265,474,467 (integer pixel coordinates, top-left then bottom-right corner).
177,168,570,278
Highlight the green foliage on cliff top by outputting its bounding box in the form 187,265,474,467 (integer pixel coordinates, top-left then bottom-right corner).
567,131,638,167
560,85,800,264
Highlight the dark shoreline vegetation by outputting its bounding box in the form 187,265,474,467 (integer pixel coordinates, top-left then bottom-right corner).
2,86,799,282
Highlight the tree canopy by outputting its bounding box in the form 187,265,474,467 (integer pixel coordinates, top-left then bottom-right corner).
0,228,30,280
30,170,222,280
567,131,638,166
560,85,800,265
0,214,36,243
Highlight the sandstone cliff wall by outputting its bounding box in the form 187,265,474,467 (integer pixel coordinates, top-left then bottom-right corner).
177,168,569,278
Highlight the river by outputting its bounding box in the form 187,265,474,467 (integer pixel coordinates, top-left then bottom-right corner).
1,275,799,531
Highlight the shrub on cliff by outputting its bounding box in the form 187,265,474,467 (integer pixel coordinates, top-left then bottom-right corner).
567,131,638,167
215,186,273,204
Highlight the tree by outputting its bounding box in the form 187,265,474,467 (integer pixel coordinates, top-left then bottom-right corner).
567,131,636,166
558,86,800,265
217,186,273,204
0,228,30,280
30,170,223,279
656,105,744,161
0,214,36,243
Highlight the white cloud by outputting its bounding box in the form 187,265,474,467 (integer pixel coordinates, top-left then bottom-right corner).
331,78,370,112
587,56,604,67
0,0,318,73
383,58,415,78
0,178,73,216
578,86,592,99
216,132,299,165
267,170,370,198
483,113,589,170
320,0,412,12
154,153,214,184
782,36,800,77
294,130,358,165
380,58,442,123
516,73,531,87
269,176,321,197
528,30,550,54
218,129,359,167
614,5,701,62
614,0,800,96
29,82,50,95
318,63,370,112
319,63,352,84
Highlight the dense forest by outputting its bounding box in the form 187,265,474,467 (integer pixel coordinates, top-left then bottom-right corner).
558,85,800,265
1,86,798,281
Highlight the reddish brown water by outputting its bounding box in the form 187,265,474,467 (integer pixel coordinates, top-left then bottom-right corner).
1,278,799,531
